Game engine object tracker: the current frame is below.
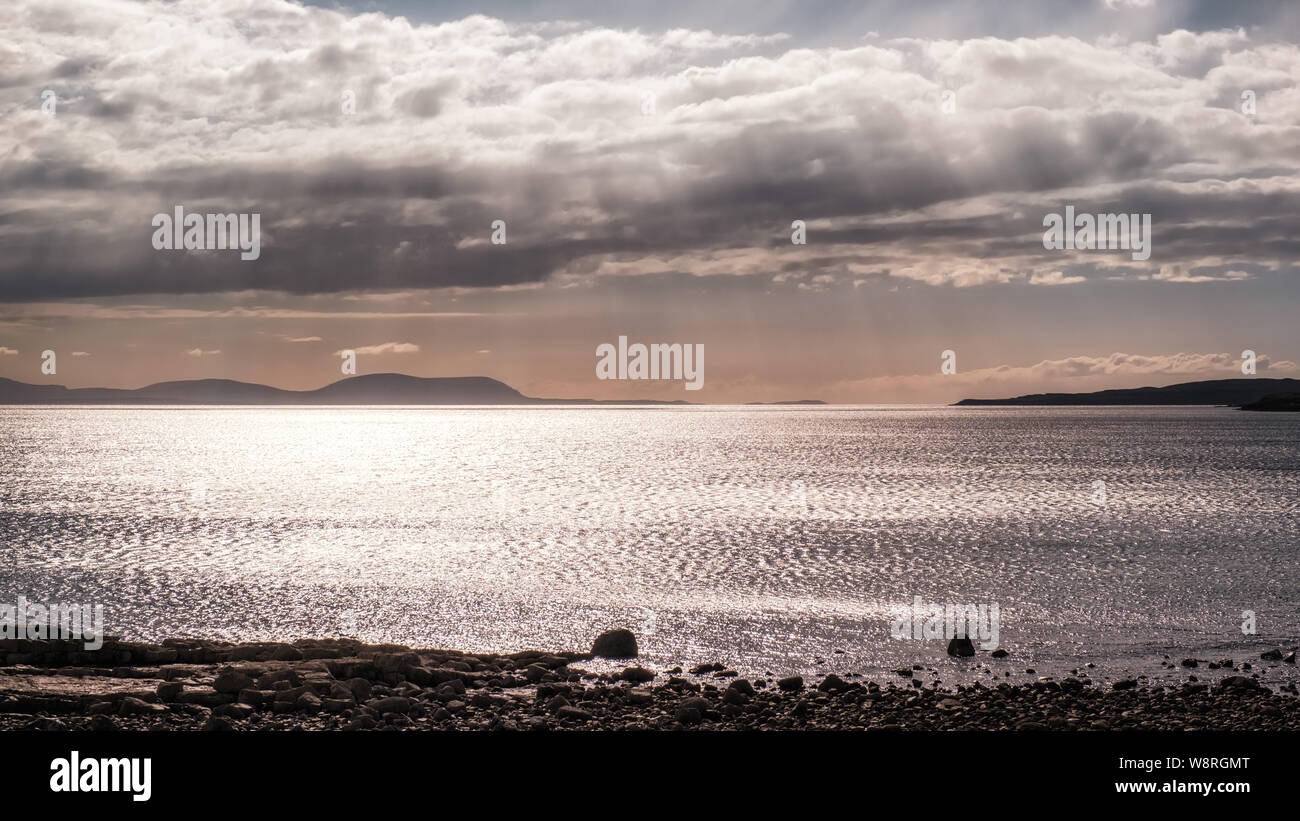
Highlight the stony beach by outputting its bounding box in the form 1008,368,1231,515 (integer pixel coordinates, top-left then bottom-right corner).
2,632,1297,732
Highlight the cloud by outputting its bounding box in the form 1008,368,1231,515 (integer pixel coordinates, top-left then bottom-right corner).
1009,351,1296,377
0,1,1294,300
1151,264,1252,283
283,336,322,343
335,342,420,355
1029,270,1086,285
184,348,222,357
0,304,489,321
70,350,89,356
0,347,17,355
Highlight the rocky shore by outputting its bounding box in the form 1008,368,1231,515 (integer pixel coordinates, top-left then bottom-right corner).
1,634,1296,731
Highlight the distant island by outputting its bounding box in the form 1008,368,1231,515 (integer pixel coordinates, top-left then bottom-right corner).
1240,392,1300,412
954,378,1300,408
0,374,673,405
0,373,824,406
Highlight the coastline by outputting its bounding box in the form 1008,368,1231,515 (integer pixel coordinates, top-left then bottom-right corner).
2,636,1296,732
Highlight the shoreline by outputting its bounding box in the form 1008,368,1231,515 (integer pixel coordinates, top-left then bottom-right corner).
2,636,1297,731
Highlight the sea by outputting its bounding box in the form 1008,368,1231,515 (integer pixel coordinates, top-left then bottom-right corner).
2,405,1297,686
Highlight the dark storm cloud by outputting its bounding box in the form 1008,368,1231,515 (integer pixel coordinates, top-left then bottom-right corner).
0,0,1296,299
302,0,1300,48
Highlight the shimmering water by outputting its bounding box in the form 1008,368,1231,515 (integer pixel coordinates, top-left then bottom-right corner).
2,406,1297,685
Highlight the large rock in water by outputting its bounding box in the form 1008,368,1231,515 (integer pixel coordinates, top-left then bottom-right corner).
947,637,975,657
591,629,638,658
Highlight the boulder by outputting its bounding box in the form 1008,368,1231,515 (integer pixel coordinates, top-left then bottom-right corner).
374,652,421,672
347,714,378,730
556,705,593,722
328,682,356,702
721,688,748,705
270,644,304,661
156,681,185,702
212,668,254,694
213,702,256,720
947,637,975,657
118,697,166,716
591,629,638,659
546,694,570,713
344,678,372,701
728,678,756,697
1216,675,1266,694
88,714,118,732
27,717,67,731
679,696,711,713
470,692,504,708
272,685,313,704
403,666,433,686
367,695,413,714
256,669,300,689
676,696,711,724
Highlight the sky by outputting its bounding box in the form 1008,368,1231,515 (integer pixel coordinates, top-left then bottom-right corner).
0,0,1297,402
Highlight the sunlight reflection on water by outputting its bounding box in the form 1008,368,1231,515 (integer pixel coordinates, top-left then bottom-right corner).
1,405,1297,682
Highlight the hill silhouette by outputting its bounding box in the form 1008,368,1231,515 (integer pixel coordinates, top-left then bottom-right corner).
954,378,1300,406
0,373,703,405
1240,392,1300,411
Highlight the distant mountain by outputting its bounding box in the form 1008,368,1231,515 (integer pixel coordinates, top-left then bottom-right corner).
136,379,305,404
745,399,828,405
0,374,703,405
1240,392,1300,412
306,374,528,404
954,378,1300,407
